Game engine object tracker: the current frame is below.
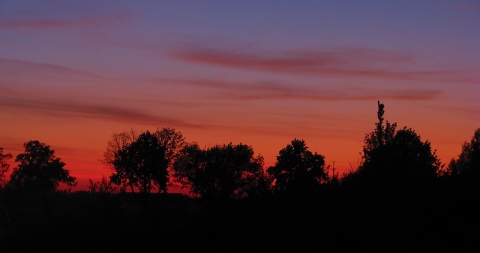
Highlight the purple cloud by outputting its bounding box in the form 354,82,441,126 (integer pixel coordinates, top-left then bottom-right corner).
172,45,475,83
0,11,132,30
0,96,204,129
159,78,442,101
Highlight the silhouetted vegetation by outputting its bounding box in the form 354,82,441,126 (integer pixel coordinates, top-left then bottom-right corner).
343,101,442,202
111,130,168,194
172,142,270,203
0,147,12,188
103,127,186,193
6,140,77,192
1,102,479,252
267,138,327,197
447,127,480,176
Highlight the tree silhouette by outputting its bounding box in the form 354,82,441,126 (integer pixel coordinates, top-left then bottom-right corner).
103,127,185,193
103,128,138,167
7,140,77,192
110,131,169,219
363,101,396,169
153,127,186,193
356,101,441,188
172,142,269,202
267,138,327,196
448,128,480,176
0,147,12,188
110,131,168,194
6,140,77,221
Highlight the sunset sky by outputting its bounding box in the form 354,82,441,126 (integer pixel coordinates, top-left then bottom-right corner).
1,1,479,191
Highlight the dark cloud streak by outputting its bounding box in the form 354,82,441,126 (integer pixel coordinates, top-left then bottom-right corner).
0,97,204,129
0,12,133,30
161,78,442,101
172,46,474,83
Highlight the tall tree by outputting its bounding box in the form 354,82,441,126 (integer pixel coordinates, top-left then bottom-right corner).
7,140,77,192
358,101,441,186
0,147,12,188
103,128,138,167
267,139,327,196
362,101,397,172
110,131,168,219
110,131,168,194
172,142,269,202
153,127,185,193
104,127,185,193
448,128,480,176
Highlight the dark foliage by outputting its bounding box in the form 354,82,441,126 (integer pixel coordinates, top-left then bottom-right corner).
267,138,327,197
110,131,169,194
172,142,270,203
1,107,479,252
103,127,186,193
6,140,77,193
350,101,441,196
448,128,480,177
0,147,12,188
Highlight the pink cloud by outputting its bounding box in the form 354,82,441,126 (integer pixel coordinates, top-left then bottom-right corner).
0,96,204,129
0,57,101,78
0,11,132,30
172,46,475,83
158,78,442,101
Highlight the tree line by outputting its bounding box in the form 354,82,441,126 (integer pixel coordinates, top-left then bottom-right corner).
1,101,479,201
1,101,480,251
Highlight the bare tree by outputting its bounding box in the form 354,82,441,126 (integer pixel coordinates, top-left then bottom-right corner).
102,128,138,167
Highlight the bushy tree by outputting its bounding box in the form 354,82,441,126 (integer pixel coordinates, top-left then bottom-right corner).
104,127,185,193
0,147,12,188
110,131,168,194
357,101,441,187
172,142,269,202
267,139,327,195
361,101,397,172
153,127,185,192
7,140,77,192
448,128,480,176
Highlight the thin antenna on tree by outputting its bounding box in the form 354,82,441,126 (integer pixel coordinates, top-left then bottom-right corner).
377,100,385,146
377,100,385,122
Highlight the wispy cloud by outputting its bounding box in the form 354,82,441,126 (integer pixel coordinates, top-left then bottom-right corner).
0,57,104,79
172,45,475,83
0,57,130,98
427,104,480,121
159,78,442,101
0,96,204,129
0,11,133,30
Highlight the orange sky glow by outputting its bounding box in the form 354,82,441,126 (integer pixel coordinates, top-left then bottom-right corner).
1,1,479,192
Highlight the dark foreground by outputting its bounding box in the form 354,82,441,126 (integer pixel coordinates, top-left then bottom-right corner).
1,185,479,252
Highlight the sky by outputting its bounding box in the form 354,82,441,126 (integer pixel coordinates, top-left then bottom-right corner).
1,0,479,192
